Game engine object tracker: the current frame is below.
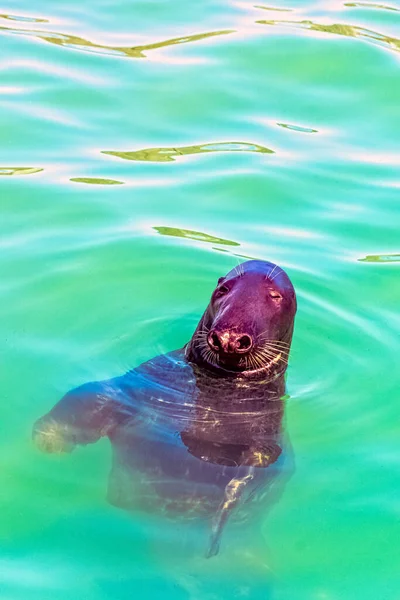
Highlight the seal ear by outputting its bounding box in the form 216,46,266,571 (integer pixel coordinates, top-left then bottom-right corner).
217,277,225,284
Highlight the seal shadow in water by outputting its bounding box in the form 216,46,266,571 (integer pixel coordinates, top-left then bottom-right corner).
33,260,297,558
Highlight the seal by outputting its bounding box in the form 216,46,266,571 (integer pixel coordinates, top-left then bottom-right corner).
33,259,297,557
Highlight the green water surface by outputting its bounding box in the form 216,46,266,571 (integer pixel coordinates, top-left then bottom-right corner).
1,1,400,599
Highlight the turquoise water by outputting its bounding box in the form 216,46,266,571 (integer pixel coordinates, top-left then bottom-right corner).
1,0,400,598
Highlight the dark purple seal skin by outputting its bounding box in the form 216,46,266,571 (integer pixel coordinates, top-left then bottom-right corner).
33,260,297,557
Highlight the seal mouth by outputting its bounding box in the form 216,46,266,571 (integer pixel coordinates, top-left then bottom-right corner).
190,327,290,376
216,349,283,374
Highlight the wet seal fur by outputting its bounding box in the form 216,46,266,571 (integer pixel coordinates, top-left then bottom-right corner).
33,260,297,557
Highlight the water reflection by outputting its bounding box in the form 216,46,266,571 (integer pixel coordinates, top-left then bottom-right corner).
0,13,48,23
154,226,240,246
344,2,399,11
70,177,124,185
256,18,400,53
254,5,293,11
0,167,43,176
0,24,234,59
102,142,274,163
277,122,317,133
358,253,400,262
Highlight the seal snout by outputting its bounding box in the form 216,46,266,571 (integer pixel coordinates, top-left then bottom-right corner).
207,330,253,355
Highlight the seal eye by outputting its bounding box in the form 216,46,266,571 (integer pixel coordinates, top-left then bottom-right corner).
269,290,282,300
215,285,229,298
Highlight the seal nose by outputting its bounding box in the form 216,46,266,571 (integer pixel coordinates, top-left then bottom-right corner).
208,331,253,355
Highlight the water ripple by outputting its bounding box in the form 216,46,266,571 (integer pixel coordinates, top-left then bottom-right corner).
344,2,400,11
2,0,399,593
277,123,318,133
358,253,400,262
254,4,293,11
102,142,274,163
0,12,48,23
153,226,240,246
0,167,43,176
70,177,124,185
0,24,235,59
256,18,400,54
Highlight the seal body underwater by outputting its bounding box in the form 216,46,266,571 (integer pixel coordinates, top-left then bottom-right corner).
33,260,297,557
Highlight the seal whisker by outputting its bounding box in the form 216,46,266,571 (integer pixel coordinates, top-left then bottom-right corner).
192,332,208,343
207,353,215,365
265,345,290,352
202,347,217,367
256,331,290,345
195,333,211,345
256,346,279,359
258,355,269,370
267,265,277,280
262,344,290,357
195,338,208,349
256,353,276,366
201,346,218,367
258,345,287,359
254,355,262,371
193,326,210,337
249,354,256,371
251,354,261,372
265,339,290,347
251,348,272,367
249,354,258,371
256,328,271,340
257,348,287,366
252,352,264,371
263,344,290,356
233,259,245,279
256,334,290,347
244,354,250,370
251,350,273,370
192,331,206,339
256,339,291,355
269,268,283,282
234,259,244,279
260,350,287,366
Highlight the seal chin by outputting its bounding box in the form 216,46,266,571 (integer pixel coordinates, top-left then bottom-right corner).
212,351,246,371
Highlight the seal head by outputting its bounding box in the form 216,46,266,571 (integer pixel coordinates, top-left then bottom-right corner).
186,260,296,377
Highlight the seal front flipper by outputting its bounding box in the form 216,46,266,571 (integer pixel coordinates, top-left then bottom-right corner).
206,467,255,559
241,442,282,469
206,442,282,558
33,378,133,454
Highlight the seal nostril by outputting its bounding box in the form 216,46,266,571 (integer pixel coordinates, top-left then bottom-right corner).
209,332,221,351
237,334,252,351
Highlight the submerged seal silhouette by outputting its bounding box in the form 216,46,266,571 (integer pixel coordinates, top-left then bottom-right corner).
33,259,297,557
